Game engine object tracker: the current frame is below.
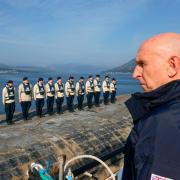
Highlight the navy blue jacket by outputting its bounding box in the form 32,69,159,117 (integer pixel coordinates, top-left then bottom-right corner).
122,80,180,180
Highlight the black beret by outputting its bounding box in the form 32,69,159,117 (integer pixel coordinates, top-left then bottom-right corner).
105,75,109,78
96,74,100,77
89,75,93,78
69,76,74,80
57,77,62,80
7,80,13,84
48,77,53,81
80,76,84,79
112,78,116,81
23,77,28,81
38,78,43,81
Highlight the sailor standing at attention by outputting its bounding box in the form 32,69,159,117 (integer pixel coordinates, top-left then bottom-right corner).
102,75,110,105
46,77,55,115
2,80,15,125
76,76,85,110
33,78,45,118
55,77,64,114
18,77,33,120
65,76,75,112
93,74,101,107
86,75,94,109
110,78,117,103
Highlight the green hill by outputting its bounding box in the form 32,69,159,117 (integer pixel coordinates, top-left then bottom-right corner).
106,58,136,73
0,64,46,74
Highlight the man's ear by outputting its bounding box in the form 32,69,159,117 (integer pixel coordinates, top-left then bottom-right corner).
168,56,180,78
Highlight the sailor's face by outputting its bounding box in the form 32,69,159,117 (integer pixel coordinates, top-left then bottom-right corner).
24,80,29,84
58,79,62,83
39,80,43,85
49,80,53,84
8,83,13,87
7,83,13,88
96,77,100,80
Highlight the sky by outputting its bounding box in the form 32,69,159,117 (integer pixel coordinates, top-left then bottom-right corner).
0,0,179,67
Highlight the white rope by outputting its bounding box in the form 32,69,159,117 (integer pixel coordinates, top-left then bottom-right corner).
64,155,116,180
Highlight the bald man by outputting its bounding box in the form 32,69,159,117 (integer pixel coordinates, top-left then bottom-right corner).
122,33,180,180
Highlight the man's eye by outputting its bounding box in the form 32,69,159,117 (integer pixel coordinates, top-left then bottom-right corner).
138,62,144,67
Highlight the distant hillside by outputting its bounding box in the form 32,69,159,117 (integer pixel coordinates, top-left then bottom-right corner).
0,64,46,74
106,59,136,73
14,66,46,72
47,63,108,74
0,63,11,70
0,63,108,74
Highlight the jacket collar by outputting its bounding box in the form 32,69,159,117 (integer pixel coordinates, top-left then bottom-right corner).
125,80,180,122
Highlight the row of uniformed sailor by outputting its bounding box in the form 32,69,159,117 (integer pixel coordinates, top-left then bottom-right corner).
85,75,117,107
75,75,117,110
34,77,65,116
2,75,117,124
2,77,33,124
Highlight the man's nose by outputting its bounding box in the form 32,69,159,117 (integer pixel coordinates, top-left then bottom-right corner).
132,66,142,79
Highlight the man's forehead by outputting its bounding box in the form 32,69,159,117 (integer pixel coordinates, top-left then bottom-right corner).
137,49,158,60
136,51,170,66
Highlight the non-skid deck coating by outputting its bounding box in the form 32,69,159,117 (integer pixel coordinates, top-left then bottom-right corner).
0,95,132,180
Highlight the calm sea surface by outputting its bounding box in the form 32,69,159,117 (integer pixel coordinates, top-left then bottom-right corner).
0,72,141,114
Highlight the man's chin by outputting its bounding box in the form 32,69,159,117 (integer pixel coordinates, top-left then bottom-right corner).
141,85,152,92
